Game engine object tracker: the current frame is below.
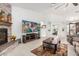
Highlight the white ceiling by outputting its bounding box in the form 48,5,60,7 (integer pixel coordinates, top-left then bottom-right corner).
11,3,51,12
11,3,79,16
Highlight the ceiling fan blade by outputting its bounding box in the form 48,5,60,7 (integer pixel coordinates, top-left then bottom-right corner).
65,3,69,7
51,3,58,7
55,3,65,9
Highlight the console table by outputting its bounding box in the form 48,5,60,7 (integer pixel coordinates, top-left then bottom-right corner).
22,32,40,43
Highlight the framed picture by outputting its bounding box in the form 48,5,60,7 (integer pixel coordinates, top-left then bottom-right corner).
22,20,40,33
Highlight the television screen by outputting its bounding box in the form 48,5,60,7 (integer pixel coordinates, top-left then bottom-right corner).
22,20,40,33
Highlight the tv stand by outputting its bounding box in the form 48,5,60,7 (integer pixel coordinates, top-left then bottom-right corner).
22,32,40,43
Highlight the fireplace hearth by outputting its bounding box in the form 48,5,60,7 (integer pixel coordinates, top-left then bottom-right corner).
0,28,8,45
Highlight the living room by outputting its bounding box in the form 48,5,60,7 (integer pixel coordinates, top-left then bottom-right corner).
0,3,79,56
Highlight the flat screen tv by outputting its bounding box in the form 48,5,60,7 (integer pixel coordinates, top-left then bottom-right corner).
22,20,40,33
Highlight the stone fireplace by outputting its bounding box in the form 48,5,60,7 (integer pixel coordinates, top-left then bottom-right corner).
0,24,12,45
0,3,12,45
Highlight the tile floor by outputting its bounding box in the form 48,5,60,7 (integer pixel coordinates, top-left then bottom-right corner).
0,37,77,56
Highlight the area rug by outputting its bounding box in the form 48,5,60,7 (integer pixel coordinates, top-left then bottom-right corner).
31,44,68,56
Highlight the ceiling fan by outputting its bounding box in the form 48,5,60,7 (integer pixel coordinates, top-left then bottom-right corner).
51,3,79,9
72,3,79,13
73,3,78,6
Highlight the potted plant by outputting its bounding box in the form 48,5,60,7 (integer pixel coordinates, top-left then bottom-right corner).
10,35,16,41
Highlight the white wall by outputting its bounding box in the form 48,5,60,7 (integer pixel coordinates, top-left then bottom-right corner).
12,5,43,39
12,5,68,41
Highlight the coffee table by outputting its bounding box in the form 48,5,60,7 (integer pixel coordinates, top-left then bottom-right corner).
43,37,58,54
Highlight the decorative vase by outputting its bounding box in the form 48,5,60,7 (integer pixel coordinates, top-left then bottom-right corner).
11,35,16,41
0,15,4,21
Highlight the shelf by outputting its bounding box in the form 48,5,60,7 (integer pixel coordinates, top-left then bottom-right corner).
0,21,12,26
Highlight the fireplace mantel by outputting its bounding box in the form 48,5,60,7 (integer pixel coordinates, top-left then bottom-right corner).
0,21,12,26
